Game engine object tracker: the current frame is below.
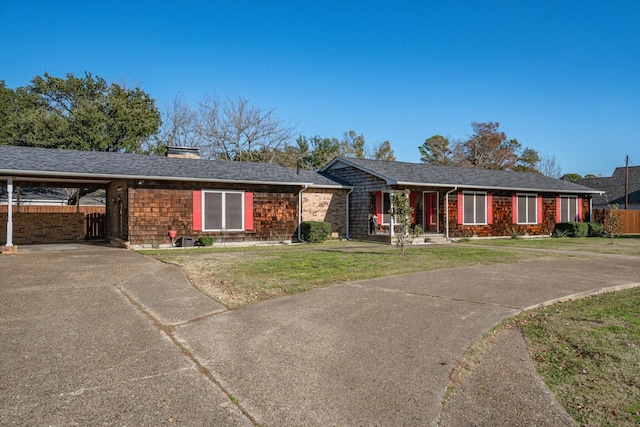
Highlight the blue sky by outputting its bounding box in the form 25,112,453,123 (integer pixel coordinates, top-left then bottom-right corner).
1,0,638,176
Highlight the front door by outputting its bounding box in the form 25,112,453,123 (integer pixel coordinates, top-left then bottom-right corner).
424,193,437,231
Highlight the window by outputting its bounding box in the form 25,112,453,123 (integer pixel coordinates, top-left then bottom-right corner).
558,195,579,222
382,192,391,224
203,191,245,231
462,192,487,225
516,194,538,224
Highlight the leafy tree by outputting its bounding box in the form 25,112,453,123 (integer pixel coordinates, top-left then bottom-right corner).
296,135,340,170
372,140,396,161
196,95,296,162
1,72,161,153
453,122,530,170
560,173,583,183
340,130,366,158
419,135,452,165
512,148,540,172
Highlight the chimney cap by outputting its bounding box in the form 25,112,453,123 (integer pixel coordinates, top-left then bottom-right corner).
167,146,200,159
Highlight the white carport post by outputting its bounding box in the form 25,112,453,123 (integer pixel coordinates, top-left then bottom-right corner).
5,177,14,247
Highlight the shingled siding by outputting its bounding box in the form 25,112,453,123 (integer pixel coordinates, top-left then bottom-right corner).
448,192,560,237
124,182,300,245
323,165,389,238
301,189,348,236
0,212,84,244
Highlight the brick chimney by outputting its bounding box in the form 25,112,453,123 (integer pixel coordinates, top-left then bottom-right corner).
167,146,200,159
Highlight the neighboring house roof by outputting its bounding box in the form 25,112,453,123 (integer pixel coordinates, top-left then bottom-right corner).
322,157,602,194
577,166,640,206
0,145,346,189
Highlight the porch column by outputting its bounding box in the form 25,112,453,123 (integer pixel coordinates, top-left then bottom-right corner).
5,177,14,247
389,190,394,237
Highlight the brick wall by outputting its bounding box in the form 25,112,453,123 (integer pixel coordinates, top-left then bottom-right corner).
122,181,300,245
301,189,348,236
448,192,561,237
0,212,84,244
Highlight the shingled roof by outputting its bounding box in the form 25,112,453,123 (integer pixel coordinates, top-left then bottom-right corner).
0,145,345,188
323,157,602,194
578,166,640,206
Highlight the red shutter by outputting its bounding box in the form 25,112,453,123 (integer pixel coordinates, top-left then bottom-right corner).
409,192,417,224
487,193,493,224
537,195,543,224
376,192,383,224
457,192,463,225
555,196,562,223
577,197,583,222
512,194,518,224
244,192,254,231
192,191,202,231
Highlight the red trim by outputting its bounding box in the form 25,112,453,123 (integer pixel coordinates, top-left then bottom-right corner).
192,191,202,231
537,195,543,224
577,197,583,222
457,192,463,225
487,193,493,224
244,192,254,230
512,194,518,224
409,192,417,224
555,196,561,223
376,192,383,224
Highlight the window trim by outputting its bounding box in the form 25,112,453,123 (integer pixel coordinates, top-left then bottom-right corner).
516,193,538,225
201,190,245,232
557,195,580,223
462,191,488,225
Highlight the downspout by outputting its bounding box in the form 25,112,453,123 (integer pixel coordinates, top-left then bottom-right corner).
445,186,458,241
297,185,309,243
589,197,593,222
5,177,14,247
345,188,353,240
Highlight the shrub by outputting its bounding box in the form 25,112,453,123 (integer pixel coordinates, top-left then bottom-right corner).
197,236,214,246
586,222,603,237
300,221,331,243
554,222,588,237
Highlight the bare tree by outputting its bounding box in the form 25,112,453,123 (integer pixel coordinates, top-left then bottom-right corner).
197,95,296,162
538,153,563,178
153,95,201,155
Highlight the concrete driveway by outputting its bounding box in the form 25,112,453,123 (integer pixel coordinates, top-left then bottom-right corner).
1,244,639,426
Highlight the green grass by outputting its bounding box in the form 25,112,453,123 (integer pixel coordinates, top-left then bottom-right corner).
466,236,640,256
142,241,548,308
517,287,640,426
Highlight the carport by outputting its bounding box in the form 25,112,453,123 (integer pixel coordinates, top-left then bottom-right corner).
1,174,109,254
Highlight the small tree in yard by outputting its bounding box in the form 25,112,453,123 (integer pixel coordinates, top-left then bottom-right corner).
391,190,422,254
603,204,623,244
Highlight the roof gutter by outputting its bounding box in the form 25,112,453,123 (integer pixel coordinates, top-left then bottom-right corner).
445,186,458,241
297,185,309,243
0,169,315,187
345,187,354,240
395,181,604,195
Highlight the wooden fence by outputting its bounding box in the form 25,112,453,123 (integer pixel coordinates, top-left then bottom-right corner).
592,209,640,234
0,205,105,214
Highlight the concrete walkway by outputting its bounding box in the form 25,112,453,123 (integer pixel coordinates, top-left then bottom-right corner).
1,244,639,426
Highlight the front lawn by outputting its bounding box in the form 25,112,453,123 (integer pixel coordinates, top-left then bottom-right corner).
141,241,546,308
466,236,640,256
517,287,640,426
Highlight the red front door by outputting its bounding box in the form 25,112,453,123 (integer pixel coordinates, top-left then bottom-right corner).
424,193,437,231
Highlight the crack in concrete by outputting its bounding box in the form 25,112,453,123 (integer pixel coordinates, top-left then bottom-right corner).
113,283,260,426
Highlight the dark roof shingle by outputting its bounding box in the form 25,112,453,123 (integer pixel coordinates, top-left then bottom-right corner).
323,157,601,194
0,145,345,188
